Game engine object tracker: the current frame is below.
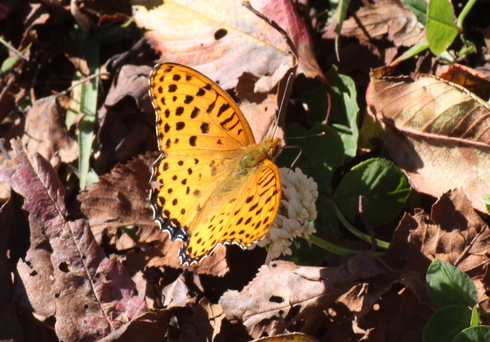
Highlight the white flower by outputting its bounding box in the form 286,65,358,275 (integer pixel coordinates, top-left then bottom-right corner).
257,167,318,262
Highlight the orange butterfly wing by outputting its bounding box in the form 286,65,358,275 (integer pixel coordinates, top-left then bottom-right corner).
149,63,281,265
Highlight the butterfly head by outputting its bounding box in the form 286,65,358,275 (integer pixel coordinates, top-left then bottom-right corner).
263,138,282,160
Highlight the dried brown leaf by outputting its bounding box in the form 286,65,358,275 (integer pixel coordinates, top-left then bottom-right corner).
438,63,490,101
79,152,156,245
161,274,195,308
97,310,170,342
339,0,425,47
21,96,78,166
367,74,490,212
0,140,145,341
219,255,388,339
96,64,155,169
356,287,432,342
324,191,487,341
186,298,225,341
386,189,490,306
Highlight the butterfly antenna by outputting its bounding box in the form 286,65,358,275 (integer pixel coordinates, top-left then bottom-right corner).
243,1,299,142
281,145,303,170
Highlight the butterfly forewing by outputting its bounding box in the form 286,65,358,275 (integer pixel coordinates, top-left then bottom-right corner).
150,63,255,155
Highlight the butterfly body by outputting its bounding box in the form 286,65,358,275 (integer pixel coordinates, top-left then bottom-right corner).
149,63,282,265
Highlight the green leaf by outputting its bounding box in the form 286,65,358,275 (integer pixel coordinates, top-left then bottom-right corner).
325,66,359,160
426,0,459,54
68,39,100,189
0,43,31,76
403,0,428,24
334,0,352,59
301,84,329,124
470,306,480,327
281,123,345,195
423,305,472,342
1,55,22,74
393,41,430,63
452,326,490,342
334,158,411,226
426,260,478,308
484,194,490,214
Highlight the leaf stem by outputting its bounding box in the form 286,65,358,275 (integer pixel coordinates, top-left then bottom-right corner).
333,202,390,249
307,234,384,257
456,0,477,30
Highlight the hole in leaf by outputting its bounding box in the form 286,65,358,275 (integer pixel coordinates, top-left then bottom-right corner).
214,28,227,40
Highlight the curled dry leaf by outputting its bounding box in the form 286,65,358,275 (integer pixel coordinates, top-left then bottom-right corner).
219,255,388,339
0,140,145,341
438,63,490,101
97,64,154,169
79,151,157,247
185,298,225,341
97,310,170,342
386,189,490,310
367,73,490,212
22,96,78,167
338,0,425,48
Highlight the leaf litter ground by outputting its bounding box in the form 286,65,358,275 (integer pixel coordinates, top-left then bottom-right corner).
1,0,490,341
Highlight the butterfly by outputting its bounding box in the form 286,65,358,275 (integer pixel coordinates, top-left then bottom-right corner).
148,63,282,265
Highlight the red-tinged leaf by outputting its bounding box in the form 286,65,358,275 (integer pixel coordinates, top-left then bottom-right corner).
367,73,490,212
250,0,325,81
438,63,490,101
0,140,145,341
133,0,325,89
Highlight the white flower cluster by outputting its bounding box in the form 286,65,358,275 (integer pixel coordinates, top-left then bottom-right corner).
256,167,318,262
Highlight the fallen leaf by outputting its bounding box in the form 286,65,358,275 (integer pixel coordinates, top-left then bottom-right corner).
21,96,78,166
79,151,156,245
96,64,155,170
185,298,225,341
219,255,388,339
133,0,327,139
97,310,171,342
338,0,425,48
0,140,145,341
367,73,490,212
253,332,318,341
0,198,25,340
161,274,195,308
133,0,324,89
385,189,490,309
356,286,432,342
438,63,490,101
